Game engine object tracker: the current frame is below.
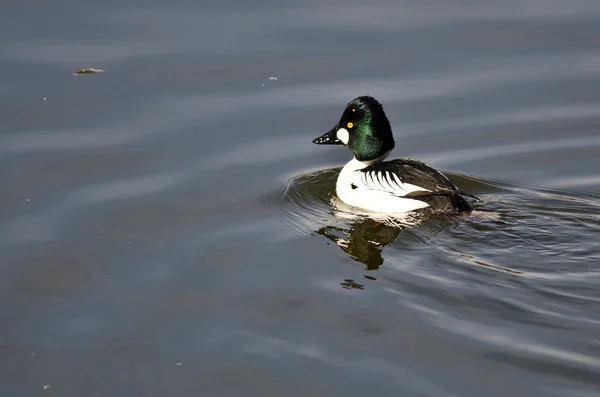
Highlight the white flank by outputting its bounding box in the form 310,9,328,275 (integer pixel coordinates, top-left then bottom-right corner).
335,158,430,213
336,128,349,145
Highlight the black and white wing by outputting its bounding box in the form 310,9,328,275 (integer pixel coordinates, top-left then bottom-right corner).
358,158,478,199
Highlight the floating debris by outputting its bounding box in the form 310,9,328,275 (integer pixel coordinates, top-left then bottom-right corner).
176,361,182,366
340,279,364,290
73,68,104,76
43,385,51,390
268,76,278,81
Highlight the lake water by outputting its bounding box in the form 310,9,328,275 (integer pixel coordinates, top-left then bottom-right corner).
1,1,600,396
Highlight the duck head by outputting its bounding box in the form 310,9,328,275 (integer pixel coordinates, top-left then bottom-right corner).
313,96,395,162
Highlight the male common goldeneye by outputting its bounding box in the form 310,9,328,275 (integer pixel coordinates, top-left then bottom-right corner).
313,96,477,214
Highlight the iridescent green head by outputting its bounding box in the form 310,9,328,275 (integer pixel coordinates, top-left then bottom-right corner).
313,96,395,162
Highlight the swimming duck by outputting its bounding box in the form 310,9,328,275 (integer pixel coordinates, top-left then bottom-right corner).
313,96,477,214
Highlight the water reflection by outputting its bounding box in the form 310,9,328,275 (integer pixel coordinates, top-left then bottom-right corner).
317,217,402,270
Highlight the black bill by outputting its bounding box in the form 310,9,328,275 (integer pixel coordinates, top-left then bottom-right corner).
312,127,342,145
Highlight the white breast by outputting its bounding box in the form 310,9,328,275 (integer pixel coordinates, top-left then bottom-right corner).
335,158,430,213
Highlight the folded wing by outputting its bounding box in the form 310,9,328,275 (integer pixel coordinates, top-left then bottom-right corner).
358,159,478,200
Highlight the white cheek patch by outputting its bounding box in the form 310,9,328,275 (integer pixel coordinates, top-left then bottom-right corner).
336,128,349,145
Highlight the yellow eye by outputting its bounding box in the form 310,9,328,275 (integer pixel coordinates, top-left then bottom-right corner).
347,122,354,129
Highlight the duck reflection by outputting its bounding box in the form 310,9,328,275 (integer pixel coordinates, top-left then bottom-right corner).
314,195,470,272
316,216,404,270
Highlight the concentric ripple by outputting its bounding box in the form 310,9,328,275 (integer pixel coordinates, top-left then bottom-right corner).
260,167,342,238
262,166,600,273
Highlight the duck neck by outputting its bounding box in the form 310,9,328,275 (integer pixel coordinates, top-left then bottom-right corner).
342,150,392,174
355,150,392,166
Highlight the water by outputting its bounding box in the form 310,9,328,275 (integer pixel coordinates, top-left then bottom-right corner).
1,1,600,396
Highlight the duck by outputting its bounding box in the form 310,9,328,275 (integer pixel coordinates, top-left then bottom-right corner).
312,96,478,214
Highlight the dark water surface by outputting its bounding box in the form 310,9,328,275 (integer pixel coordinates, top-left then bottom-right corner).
2,1,600,396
